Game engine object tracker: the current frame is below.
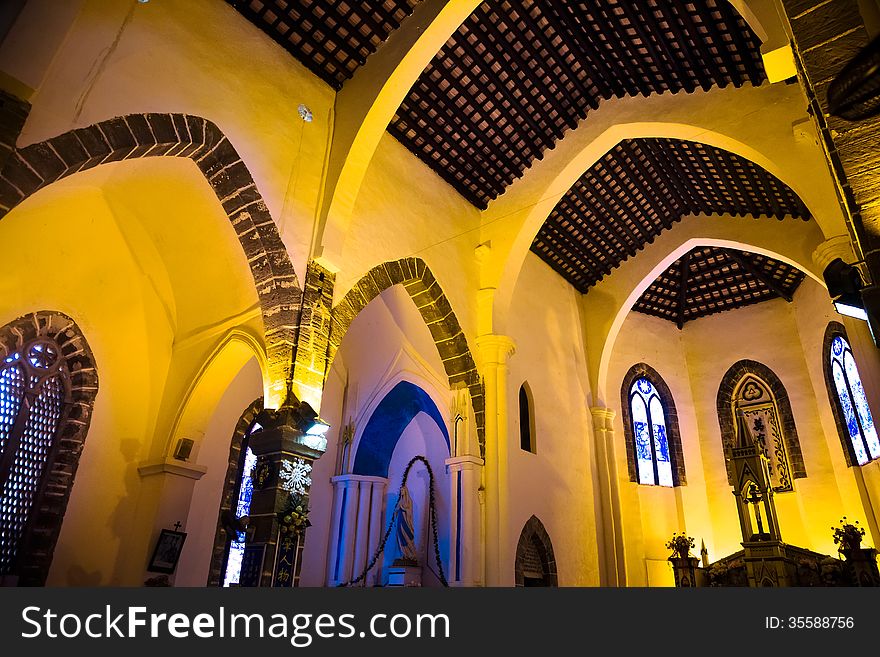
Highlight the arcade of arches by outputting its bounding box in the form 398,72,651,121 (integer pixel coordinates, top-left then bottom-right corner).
2,0,880,588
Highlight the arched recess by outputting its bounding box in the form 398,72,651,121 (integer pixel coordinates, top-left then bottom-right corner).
0,113,300,407
589,214,826,405
352,380,450,477
330,379,452,587
514,515,557,587
206,397,263,587
716,360,806,487
619,363,686,486
165,328,269,460
330,258,484,455
822,321,880,467
0,310,98,586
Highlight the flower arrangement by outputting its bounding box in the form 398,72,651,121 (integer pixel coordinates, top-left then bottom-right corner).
665,532,695,558
278,493,311,537
832,517,865,551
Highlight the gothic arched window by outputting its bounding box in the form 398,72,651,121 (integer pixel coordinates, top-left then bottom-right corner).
0,311,97,585
519,382,536,453
629,377,673,486
825,326,880,466
621,364,685,487
208,398,262,587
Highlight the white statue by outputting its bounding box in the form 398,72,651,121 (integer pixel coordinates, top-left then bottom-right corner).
395,485,418,564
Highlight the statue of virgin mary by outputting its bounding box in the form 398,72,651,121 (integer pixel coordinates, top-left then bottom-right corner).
394,485,419,565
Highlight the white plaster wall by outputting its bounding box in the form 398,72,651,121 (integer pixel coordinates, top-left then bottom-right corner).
606,311,710,587
505,252,598,586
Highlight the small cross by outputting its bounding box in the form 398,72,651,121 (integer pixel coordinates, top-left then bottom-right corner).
173,521,182,531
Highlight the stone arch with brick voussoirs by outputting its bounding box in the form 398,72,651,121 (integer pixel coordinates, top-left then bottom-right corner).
0,113,301,407
329,258,485,456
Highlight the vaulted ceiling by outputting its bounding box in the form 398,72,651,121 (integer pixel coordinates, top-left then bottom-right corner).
387,0,767,208
633,246,805,326
232,1,768,208
231,2,812,322
530,137,811,292
227,0,422,89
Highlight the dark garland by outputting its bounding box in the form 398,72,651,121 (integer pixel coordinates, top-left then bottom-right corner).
339,455,448,587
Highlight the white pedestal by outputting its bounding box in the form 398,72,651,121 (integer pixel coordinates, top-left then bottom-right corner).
386,564,422,587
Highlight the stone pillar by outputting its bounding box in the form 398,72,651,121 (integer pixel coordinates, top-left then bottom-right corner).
446,455,483,586
475,334,515,586
780,0,880,276
246,406,326,587
289,261,335,411
591,406,625,587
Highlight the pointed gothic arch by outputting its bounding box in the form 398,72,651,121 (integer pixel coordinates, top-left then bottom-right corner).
207,397,263,587
0,113,301,406
0,310,98,585
514,515,557,587
823,322,880,466
620,363,686,486
716,360,806,487
330,258,484,455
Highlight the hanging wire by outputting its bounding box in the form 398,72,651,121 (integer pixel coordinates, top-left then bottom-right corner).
339,455,448,587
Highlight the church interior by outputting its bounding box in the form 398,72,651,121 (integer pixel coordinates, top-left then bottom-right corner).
1,0,880,588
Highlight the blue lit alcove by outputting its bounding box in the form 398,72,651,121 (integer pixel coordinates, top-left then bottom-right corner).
352,380,449,477
352,380,451,585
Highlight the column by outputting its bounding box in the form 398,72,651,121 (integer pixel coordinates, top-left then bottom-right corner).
246,403,327,587
446,455,483,586
132,459,208,586
327,474,388,586
325,477,346,586
475,334,515,585
591,406,625,587
366,478,388,586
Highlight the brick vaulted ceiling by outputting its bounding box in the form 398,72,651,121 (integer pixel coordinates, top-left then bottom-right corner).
233,1,768,207
387,0,768,208
530,138,811,293
229,2,810,322
633,246,805,326
227,0,422,89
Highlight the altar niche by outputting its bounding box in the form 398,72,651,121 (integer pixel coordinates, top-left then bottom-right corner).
326,381,452,587
717,362,806,492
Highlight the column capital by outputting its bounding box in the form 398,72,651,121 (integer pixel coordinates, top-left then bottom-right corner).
330,474,389,485
590,406,616,428
812,235,856,273
446,455,484,470
475,334,516,366
137,459,208,481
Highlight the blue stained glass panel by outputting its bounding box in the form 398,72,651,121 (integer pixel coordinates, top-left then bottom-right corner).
843,351,880,460
0,364,25,455
223,446,257,587
650,397,673,487
631,395,655,485
832,361,868,465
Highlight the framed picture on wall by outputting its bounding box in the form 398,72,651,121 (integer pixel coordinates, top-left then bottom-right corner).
147,529,187,574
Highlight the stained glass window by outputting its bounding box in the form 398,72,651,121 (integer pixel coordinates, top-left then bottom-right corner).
0,341,66,575
222,422,261,587
629,377,674,486
830,335,880,465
